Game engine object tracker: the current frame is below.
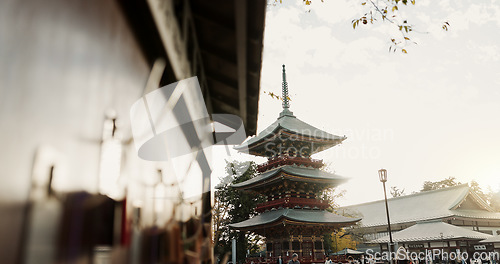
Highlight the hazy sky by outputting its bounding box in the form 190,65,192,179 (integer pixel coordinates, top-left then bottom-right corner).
244,0,500,206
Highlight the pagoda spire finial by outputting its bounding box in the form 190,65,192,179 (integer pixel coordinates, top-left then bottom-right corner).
282,64,290,109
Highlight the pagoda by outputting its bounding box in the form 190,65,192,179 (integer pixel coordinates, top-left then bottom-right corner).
229,65,361,264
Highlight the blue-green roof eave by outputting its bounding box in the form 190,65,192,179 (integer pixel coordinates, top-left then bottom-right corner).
229,208,361,229
231,165,349,189
234,110,346,153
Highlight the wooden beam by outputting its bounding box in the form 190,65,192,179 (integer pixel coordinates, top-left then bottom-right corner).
235,0,248,126
201,48,237,66
211,97,240,116
192,13,234,33
146,0,191,79
205,70,238,89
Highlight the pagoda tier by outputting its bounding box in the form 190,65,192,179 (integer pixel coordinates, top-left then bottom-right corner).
229,208,360,263
233,165,348,215
232,165,347,193
257,155,324,173
234,109,347,157
229,208,360,235
255,197,330,213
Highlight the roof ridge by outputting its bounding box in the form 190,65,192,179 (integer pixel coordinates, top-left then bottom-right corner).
341,183,470,208
448,185,471,210
415,219,449,224
468,188,495,211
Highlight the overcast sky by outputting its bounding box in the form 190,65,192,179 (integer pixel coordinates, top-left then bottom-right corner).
241,0,500,206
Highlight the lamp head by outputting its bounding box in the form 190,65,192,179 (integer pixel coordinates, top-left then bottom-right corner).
378,169,387,182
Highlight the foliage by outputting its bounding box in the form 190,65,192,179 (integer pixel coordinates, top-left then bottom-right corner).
273,0,449,53
263,91,291,103
213,161,265,263
318,163,347,210
352,0,448,53
421,176,462,192
320,187,347,210
324,229,357,254
318,165,360,250
419,177,499,210
322,190,363,253
490,191,500,211
469,180,491,203
390,186,405,197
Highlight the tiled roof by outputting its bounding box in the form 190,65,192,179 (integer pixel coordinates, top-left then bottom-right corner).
231,165,348,189
234,109,346,155
480,235,500,243
369,221,492,243
229,208,360,229
340,184,500,228
332,248,365,255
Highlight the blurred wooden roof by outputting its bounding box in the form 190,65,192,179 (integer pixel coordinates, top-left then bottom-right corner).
121,0,267,136
190,0,265,136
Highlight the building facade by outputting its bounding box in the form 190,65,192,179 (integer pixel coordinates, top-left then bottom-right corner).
341,185,500,259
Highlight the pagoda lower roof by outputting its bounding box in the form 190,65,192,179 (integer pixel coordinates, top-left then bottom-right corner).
229,208,361,230
231,165,348,190
234,109,346,156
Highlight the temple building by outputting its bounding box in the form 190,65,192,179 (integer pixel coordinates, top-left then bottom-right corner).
341,184,500,257
229,65,361,264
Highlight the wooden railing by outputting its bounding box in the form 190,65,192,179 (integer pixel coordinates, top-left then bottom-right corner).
257,155,323,173
255,197,330,213
244,253,327,264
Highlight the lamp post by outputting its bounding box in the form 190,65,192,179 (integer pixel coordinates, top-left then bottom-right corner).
440,232,444,264
379,169,394,264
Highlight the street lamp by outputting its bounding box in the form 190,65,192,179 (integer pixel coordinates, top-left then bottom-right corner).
379,169,394,264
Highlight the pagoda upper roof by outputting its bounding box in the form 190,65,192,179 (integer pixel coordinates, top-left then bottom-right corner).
231,165,348,190
229,208,361,230
234,109,346,156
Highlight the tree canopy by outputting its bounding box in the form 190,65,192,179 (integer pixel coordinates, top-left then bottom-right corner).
420,176,462,192
386,177,499,210
390,186,405,197
213,161,265,263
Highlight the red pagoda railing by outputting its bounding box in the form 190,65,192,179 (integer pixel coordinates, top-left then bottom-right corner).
257,155,323,173
255,197,330,213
